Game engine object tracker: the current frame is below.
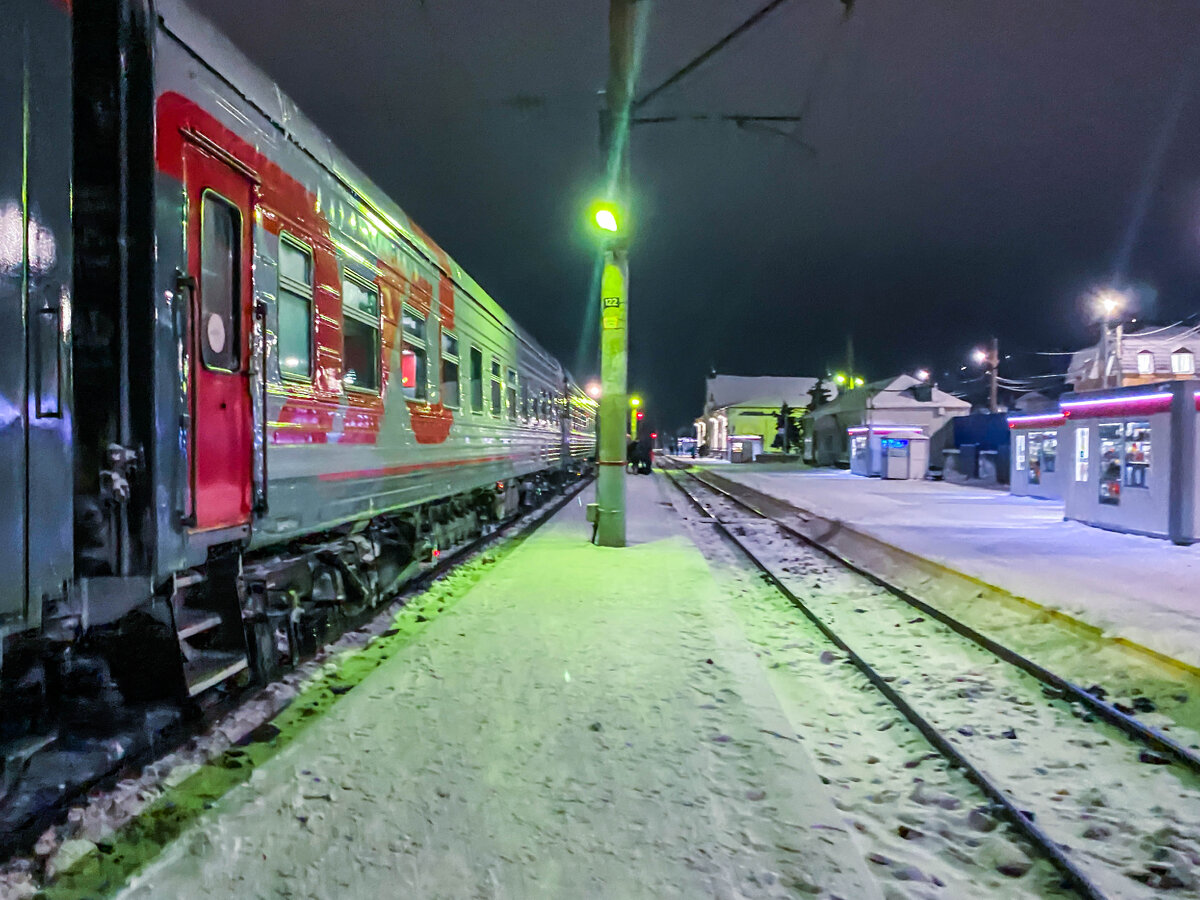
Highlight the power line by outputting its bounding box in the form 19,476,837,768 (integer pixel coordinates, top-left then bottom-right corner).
635,0,855,111
634,0,797,110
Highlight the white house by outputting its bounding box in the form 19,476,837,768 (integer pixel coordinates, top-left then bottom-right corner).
1066,324,1199,392
805,373,971,468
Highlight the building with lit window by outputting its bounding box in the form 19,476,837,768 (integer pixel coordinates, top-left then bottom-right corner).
693,375,831,458
1066,324,1198,392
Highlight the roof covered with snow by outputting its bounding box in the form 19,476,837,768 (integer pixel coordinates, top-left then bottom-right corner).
808,374,970,419
704,375,832,413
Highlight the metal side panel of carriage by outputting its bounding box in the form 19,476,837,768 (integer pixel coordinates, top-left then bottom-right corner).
0,0,75,647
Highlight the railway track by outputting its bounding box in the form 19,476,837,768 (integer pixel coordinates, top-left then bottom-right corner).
0,476,593,865
663,461,1200,900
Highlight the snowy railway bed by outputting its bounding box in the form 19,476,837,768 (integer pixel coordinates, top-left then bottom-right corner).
664,463,1200,899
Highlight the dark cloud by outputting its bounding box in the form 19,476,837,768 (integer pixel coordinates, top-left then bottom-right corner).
197,0,1200,429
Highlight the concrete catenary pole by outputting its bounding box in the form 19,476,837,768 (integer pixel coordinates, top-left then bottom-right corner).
595,0,637,547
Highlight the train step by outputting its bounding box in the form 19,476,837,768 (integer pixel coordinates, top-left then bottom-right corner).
182,648,249,697
174,607,222,641
172,562,250,697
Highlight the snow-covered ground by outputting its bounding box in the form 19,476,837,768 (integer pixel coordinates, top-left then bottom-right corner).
106,475,883,899
711,467,1200,669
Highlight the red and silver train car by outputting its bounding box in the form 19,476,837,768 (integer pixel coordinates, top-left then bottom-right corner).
2,0,594,713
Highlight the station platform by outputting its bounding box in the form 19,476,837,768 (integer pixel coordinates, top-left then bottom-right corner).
707,464,1200,670
98,473,879,899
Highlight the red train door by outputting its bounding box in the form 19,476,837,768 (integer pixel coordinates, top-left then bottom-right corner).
184,142,255,531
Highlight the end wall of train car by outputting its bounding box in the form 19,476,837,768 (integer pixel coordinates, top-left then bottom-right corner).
0,0,74,643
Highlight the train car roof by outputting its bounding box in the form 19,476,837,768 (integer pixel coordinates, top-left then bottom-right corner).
155,0,563,375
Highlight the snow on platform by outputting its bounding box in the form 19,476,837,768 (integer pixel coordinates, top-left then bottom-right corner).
115,474,880,900
713,466,1200,669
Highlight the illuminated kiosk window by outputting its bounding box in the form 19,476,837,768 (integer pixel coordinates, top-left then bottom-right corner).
344,277,381,393
506,368,518,422
440,331,460,408
1171,348,1195,375
1123,421,1150,488
489,358,502,417
1027,433,1041,484
1137,350,1154,376
1097,423,1122,505
1014,434,1026,471
469,347,484,412
1074,427,1089,482
277,234,312,379
850,435,868,465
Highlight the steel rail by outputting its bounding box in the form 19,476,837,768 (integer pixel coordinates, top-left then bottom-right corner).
663,464,1106,900
685,465,1200,777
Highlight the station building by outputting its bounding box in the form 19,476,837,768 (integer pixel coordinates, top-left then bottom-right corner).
693,374,830,459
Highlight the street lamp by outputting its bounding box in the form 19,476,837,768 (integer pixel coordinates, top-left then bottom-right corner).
586,380,602,399
915,369,930,382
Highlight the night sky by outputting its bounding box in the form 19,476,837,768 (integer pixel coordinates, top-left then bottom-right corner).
199,0,1200,432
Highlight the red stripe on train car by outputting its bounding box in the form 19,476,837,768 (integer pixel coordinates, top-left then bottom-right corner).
317,454,518,482
156,90,458,446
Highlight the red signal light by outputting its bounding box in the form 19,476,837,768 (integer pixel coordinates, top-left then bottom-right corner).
650,432,657,439
636,411,644,419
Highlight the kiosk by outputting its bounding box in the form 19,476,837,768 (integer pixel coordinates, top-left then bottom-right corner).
848,425,929,479
1008,412,1066,500
1060,380,1199,544
728,435,764,463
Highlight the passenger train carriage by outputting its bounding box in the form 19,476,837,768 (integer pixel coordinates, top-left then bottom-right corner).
1,0,594,718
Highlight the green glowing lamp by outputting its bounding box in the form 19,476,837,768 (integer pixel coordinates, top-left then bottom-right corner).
589,200,625,237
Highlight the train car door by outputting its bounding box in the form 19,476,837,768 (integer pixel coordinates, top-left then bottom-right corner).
184,142,254,532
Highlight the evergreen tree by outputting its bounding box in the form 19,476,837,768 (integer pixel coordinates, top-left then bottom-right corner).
807,378,831,410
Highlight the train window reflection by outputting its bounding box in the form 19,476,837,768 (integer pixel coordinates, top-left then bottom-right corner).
344,275,381,393
441,331,460,408
399,305,425,400
490,357,502,418
200,192,241,372
278,235,313,380
470,347,484,412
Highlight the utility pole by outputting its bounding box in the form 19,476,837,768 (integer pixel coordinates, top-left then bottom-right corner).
594,0,637,548
988,336,1000,413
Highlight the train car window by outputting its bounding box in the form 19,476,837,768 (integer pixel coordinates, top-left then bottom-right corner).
441,332,460,408
400,306,427,400
200,192,241,372
343,276,381,393
506,369,518,422
520,384,530,421
277,235,313,380
490,357,502,418
470,347,484,412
